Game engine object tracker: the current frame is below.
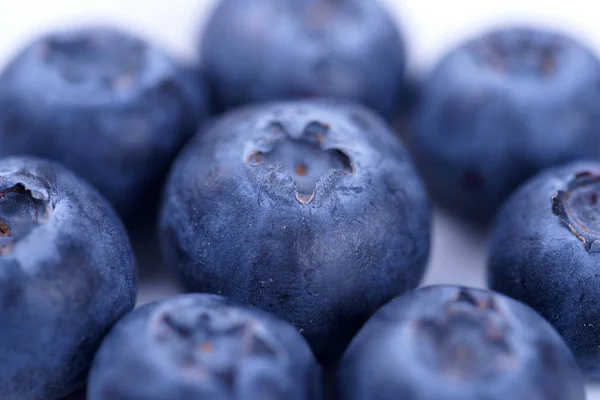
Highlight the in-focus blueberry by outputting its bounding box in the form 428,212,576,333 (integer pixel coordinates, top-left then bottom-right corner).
0,156,137,400
160,99,431,364
0,27,209,219
488,161,600,379
335,285,585,400
201,0,406,117
411,27,600,223
87,294,321,400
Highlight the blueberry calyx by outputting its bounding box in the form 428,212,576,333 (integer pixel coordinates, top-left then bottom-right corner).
152,305,279,384
245,120,354,205
39,31,145,89
451,288,500,312
475,31,563,77
415,289,515,380
552,170,600,252
0,183,50,255
303,0,352,29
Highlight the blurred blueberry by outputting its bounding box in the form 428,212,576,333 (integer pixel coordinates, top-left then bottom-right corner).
201,0,406,118
0,27,210,220
411,27,600,223
88,294,321,400
336,285,585,400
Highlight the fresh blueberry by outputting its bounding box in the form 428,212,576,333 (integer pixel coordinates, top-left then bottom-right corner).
0,156,137,400
335,285,585,400
87,294,321,400
201,0,406,117
488,161,600,379
411,27,600,223
0,27,209,219
160,99,431,364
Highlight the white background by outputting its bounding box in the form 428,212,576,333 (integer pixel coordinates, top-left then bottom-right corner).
1,0,599,397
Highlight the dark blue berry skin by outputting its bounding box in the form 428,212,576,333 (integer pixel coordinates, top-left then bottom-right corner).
335,285,585,400
159,99,431,365
0,156,137,400
488,161,600,379
201,0,406,118
411,27,600,224
87,294,321,400
0,27,209,219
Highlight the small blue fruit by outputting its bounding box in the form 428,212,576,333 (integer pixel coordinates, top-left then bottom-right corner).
160,99,431,364
411,27,600,223
201,0,406,117
336,285,585,400
0,27,209,219
87,294,321,400
0,156,137,400
488,160,600,379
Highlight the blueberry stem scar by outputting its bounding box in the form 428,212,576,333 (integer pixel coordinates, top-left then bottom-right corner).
246,120,354,204
552,170,600,252
0,183,51,255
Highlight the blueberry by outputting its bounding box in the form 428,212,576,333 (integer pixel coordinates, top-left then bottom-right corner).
335,285,585,400
411,27,600,223
201,0,406,117
0,27,209,219
488,160,600,379
87,294,321,400
0,156,137,399
159,99,431,364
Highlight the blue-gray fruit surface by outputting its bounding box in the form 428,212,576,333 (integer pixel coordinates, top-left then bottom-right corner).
488,161,600,379
160,99,431,364
0,27,209,219
201,0,406,118
412,27,600,223
0,156,137,400
87,294,321,400
335,285,585,400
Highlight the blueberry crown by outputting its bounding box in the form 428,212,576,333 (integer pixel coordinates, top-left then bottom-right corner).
245,120,354,204
552,170,600,252
152,303,281,386
0,183,50,255
414,289,517,380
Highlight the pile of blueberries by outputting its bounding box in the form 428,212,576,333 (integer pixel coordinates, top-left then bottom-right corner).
2,0,600,399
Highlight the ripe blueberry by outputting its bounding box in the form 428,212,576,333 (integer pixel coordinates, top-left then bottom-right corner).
87,294,321,400
201,0,406,117
160,99,431,364
488,161,600,379
0,27,209,219
411,27,600,223
0,156,137,399
335,285,585,400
